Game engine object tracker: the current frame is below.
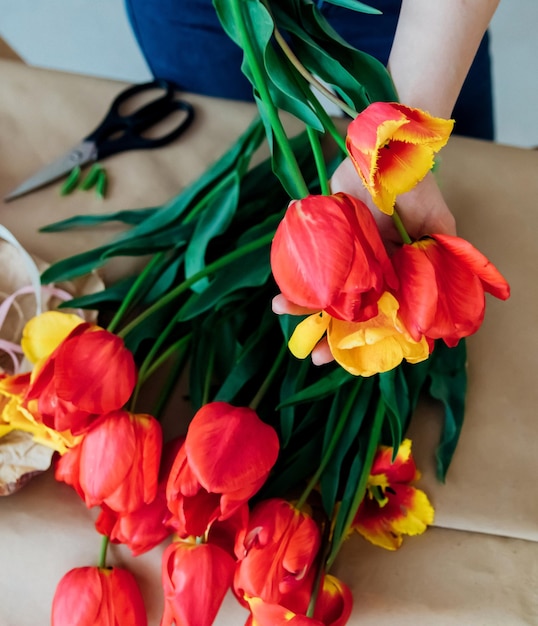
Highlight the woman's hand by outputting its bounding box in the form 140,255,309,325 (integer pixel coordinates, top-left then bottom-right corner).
331,156,456,252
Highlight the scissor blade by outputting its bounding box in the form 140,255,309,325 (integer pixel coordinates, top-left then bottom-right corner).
4,140,98,202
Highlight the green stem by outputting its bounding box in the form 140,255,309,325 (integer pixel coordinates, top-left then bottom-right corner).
149,344,191,420
202,345,216,406
325,397,385,569
392,210,412,244
107,252,165,334
230,0,309,199
305,89,348,154
272,24,357,119
307,126,330,195
117,231,274,339
130,334,191,413
141,334,192,384
306,519,331,618
183,172,237,225
296,381,361,510
98,535,110,569
249,341,288,411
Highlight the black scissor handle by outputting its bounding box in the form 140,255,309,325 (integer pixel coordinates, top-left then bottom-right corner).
85,79,195,159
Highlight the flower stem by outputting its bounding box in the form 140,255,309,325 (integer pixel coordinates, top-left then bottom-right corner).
296,381,362,510
202,345,216,406
98,535,109,569
117,231,274,339
229,0,309,199
325,397,385,569
307,126,330,195
304,90,348,154
107,252,165,334
249,341,288,411
130,334,191,413
392,210,412,244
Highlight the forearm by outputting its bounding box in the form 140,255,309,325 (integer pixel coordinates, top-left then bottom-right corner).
388,0,500,118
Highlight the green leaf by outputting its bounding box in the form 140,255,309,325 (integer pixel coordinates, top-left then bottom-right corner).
263,38,324,132
427,340,468,481
40,207,158,232
278,357,311,447
277,366,354,408
378,367,411,455
213,307,276,402
185,173,240,293
330,446,363,542
319,0,382,14
272,2,397,111
320,377,374,515
42,118,265,283
58,278,133,310
178,248,271,321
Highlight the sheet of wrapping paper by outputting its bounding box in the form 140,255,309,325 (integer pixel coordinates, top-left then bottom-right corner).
0,227,104,494
0,59,537,623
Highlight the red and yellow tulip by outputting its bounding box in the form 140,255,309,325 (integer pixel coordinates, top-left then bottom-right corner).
346,102,454,215
0,372,78,452
289,292,430,377
23,312,137,435
352,439,434,550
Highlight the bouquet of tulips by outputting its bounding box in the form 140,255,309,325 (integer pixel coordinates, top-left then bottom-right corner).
0,1,510,625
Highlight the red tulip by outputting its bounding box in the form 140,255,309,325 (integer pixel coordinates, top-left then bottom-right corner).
392,234,510,346
346,102,453,215
95,437,180,555
161,540,235,626
166,402,279,537
271,193,397,323
234,499,321,605
55,410,162,513
51,566,147,626
25,322,136,435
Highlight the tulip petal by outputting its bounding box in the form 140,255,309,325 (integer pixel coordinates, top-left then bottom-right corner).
289,312,330,359
245,596,323,625
51,567,102,626
271,197,355,311
161,541,235,626
185,402,279,494
327,294,429,377
21,311,84,364
313,575,353,626
431,234,510,300
54,330,136,413
79,412,136,507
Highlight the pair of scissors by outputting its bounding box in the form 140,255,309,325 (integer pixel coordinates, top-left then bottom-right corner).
4,78,195,202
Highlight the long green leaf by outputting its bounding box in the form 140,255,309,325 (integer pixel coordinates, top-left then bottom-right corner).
277,366,354,408
40,207,158,232
427,340,468,481
320,377,373,515
316,0,382,15
185,173,240,293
